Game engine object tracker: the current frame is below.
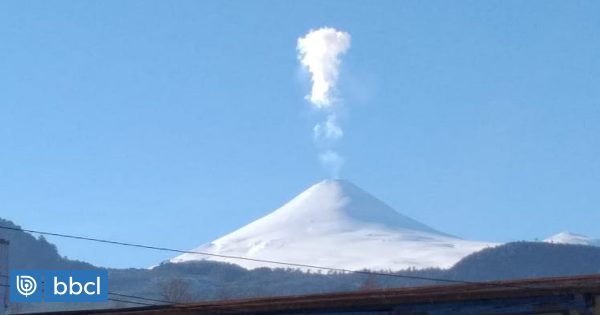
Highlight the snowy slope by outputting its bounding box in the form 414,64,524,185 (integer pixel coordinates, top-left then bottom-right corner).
170,180,496,271
544,232,600,247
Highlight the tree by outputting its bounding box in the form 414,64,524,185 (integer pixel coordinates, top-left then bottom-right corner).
359,274,379,290
159,278,192,303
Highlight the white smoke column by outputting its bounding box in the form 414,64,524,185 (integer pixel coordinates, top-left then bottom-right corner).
297,27,350,107
297,27,350,177
319,150,345,179
313,114,343,141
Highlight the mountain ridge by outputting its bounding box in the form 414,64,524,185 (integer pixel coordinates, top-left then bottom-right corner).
544,231,600,247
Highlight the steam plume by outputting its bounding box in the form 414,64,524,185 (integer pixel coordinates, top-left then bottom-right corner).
297,27,350,107
297,27,351,178
313,114,343,141
319,150,345,179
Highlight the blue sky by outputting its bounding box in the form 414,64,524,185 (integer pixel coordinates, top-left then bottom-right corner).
1,1,599,268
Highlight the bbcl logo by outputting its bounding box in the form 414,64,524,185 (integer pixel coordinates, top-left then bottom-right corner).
17,276,37,297
10,271,42,302
10,270,108,302
16,275,38,297
54,276,101,296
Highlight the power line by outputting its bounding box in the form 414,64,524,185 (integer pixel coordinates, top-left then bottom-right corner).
0,274,172,306
0,283,158,308
108,292,173,305
1,279,231,313
0,224,506,287
0,276,231,311
107,297,158,307
0,286,163,307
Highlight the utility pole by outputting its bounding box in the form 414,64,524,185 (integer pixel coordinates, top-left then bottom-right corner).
0,239,8,315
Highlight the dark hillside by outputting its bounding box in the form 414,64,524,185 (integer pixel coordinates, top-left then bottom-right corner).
0,218,93,269
447,242,600,281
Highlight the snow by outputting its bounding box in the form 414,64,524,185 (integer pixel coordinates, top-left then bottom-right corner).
169,179,497,271
544,231,600,247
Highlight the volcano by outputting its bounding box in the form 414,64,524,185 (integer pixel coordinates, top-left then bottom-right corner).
544,232,600,247
170,180,495,271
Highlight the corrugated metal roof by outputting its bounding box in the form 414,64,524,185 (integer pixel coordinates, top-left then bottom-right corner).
30,274,600,315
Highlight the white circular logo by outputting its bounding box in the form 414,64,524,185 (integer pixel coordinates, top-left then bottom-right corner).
16,275,37,297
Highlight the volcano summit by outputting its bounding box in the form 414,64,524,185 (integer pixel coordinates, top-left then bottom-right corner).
170,180,495,271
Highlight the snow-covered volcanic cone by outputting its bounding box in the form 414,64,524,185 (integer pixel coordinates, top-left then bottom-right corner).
170,180,495,271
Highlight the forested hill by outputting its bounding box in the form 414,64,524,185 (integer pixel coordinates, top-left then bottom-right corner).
0,217,93,270
445,241,600,281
